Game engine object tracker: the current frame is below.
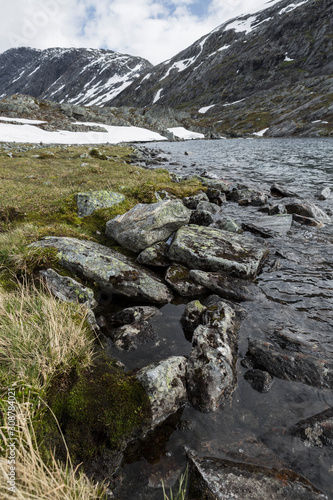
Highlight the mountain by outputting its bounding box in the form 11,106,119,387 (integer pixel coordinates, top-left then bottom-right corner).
109,0,333,137
0,47,152,106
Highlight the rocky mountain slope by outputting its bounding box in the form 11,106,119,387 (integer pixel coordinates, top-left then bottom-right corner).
110,0,333,137
0,47,152,106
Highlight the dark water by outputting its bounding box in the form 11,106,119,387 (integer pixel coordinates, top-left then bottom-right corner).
110,138,333,499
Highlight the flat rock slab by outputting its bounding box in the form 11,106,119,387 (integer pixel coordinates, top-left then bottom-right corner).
76,191,125,217
247,338,333,389
105,199,191,252
32,237,172,304
187,450,328,500
169,225,268,279
136,356,187,427
242,215,293,238
165,264,207,297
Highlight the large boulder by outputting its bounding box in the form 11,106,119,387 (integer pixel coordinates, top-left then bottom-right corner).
105,199,191,252
136,356,187,427
168,225,268,279
187,449,328,500
186,297,238,412
31,237,172,304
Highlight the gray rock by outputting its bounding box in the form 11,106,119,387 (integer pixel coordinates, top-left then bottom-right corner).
31,237,172,304
168,225,268,279
136,241,171,267
290,407,333,447
199,178,232,193
196,201,221,214
108,306,160,350
136,356,187,427
247,338,333,389
105,199,191,252
242,215,293,238
244,369,274,393
211,216,242,233
165,264,207,297
206,187,226,206
268,203,288,215
76,191,125,217
316,187,331,201
189,209,214,226
285,201,331,224
180,300,207,340
182,191,209,209
187,449,328,500
189,270,265,302
271,183,300,198
186,298,238,412
292,214,325,227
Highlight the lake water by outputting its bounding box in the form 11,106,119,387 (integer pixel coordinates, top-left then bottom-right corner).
110,138,333,499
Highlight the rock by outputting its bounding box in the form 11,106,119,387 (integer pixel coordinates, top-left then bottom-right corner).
238,193,269,207
182,191,209,209
76,191,125,217
206,187,226,206
228,187,269,206
105,199,191,252
31,237,172,304
180,300,207,340
268,203,288,215
107,306,160,351
165,264,207,297
247,338,333,389
242,215,293,238
187,450,328,500
199,177,232,193
211,216,242,233
316,187,331,201
285,201,331,224
189,270,265,302
189,210,214,226
186,298,238,412
136,241,171,267
168,225,268,279
290,407,333,447
39,268,97,309
196,201,221,214
244,369,274,393
271,183,300,198
292,214,325,227
136,356,187,427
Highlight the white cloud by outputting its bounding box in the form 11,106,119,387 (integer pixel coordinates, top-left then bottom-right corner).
1,0,280,64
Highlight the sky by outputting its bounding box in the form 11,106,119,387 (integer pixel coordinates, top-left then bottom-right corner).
2,0,278,65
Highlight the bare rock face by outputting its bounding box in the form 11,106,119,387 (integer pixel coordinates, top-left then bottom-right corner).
105,199,191,252
168,225,268,279
31,237,172,304
136,356,187,427
186,297,239,412
76,191,125,217
187,449,328,500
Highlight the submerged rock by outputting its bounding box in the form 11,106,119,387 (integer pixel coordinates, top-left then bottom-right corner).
168,225,268,279
181,300,207,340
271,183,300,198
187,449,328,500
76,190,125,217
285,201,331,224
105,199,191,252
32,237,172,304
316,187,331,201
244,369,274,393
290,407,333,448
247,338,333,389
136,356,187,427
242,215,293,238
186,298,238,412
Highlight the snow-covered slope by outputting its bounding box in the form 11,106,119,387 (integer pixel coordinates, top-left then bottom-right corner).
0,47,152,106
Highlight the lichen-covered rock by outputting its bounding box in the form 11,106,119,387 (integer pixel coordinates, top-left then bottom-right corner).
189,210,214,227
105,199,191,252
136,356,187,427
165,264,207,297
76,191,125,217
107,306,160,351
211,216,241,233
182,191,209,209
181,300,207,340
32,237,172,304
290,407,333,447
168,225,268,279
186,298,238,412
39,268,97,308
189,270,265,302
187,449,328,500
247,338,333,389
136,241,171,267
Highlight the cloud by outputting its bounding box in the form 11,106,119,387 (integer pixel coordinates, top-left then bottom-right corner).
1,0,271,64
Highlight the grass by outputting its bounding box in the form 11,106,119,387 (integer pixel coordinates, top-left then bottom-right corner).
162,466,188,500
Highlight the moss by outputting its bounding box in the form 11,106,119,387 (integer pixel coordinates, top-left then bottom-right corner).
46,354,152,463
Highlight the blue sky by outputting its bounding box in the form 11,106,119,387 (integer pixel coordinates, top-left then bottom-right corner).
2,0,276,64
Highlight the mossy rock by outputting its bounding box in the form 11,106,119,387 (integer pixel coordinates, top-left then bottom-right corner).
46,354,152,467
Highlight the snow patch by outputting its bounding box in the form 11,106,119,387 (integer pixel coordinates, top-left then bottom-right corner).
168,127,205,140
198,105,215,114
253,127,269,136
0,116,47,125
279,0,309,15
224,16,257,34
153,88,163,104
223,99,246,106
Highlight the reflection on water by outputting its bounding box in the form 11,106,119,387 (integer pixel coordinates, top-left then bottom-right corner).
110,139,333,499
